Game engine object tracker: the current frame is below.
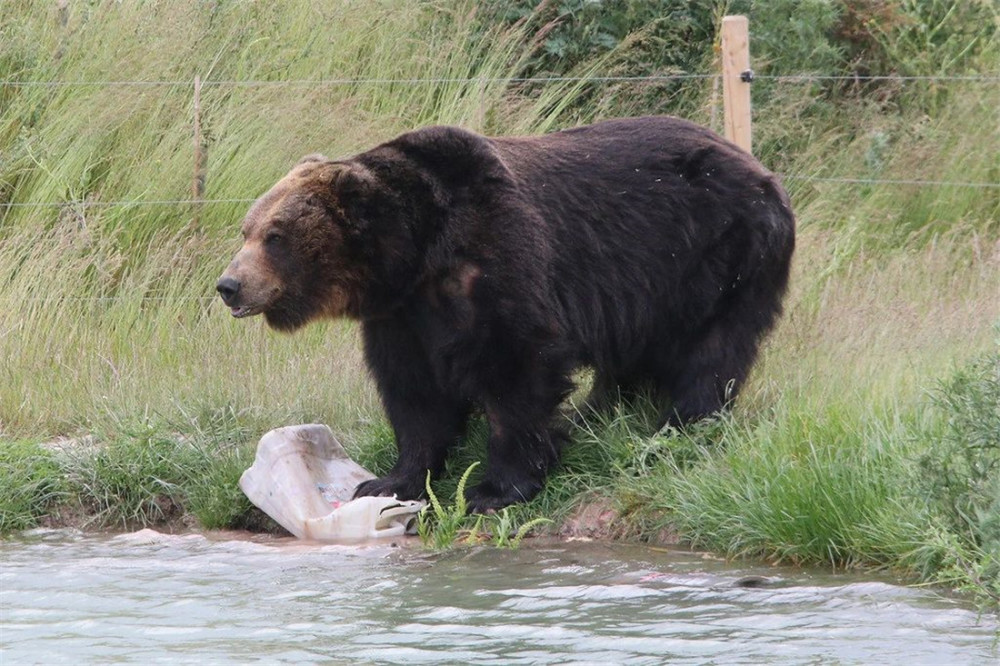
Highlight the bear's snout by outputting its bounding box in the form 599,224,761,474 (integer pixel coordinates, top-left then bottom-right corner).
216,276,241,306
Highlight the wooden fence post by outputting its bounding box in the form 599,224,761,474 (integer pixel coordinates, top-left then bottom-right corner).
721,15,752,154
192,74,205,225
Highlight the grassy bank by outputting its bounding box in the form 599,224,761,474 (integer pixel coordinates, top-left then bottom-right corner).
2,1,998,613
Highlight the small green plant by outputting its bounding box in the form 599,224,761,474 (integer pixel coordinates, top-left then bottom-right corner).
417,461,553,550
489,508,552,549
417,461,480,550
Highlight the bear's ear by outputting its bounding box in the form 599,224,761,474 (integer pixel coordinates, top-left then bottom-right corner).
298,160,373,191
333,165,378,233
329,163,376,200
305,162,377,231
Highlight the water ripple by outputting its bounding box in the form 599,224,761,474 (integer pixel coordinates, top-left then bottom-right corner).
1,531,995,665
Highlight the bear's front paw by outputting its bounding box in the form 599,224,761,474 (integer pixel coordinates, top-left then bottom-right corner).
465,477,542,514
354,475,425,501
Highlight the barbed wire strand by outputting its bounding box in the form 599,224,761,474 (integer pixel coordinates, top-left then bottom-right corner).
758,74,1000,82
0,74,715,87
1,73,999,87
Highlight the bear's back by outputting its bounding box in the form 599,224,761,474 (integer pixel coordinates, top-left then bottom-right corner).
489,116,793,370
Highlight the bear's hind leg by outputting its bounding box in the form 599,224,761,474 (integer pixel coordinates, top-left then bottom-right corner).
465,409,568,513
658,324,752,428
466,363,574,513
656,288,780,428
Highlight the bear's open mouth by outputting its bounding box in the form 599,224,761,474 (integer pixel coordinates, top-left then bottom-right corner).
230,305,261,318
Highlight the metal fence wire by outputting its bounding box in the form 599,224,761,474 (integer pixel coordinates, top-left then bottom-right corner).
2,73,1000,86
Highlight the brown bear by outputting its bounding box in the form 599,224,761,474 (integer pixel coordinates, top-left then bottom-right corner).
217,116,795,512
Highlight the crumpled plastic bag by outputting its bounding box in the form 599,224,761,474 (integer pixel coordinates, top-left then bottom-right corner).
239,424,424,542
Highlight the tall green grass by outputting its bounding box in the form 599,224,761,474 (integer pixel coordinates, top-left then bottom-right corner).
640,406,930,568
0,441,64,531
1,0,998,611
609,341,1000,611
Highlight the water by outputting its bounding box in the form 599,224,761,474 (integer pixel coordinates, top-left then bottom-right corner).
1,529,995,665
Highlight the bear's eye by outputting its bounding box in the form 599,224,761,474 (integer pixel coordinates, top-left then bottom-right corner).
264,231,283,245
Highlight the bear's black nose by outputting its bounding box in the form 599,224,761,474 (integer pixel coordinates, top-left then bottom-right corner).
216,277,241,305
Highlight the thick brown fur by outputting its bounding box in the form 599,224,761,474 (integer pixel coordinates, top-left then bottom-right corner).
218,116,796,512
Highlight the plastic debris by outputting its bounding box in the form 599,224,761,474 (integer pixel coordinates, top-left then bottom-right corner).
239,424,424,542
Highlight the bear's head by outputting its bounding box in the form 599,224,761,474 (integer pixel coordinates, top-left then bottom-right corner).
216,155,374,332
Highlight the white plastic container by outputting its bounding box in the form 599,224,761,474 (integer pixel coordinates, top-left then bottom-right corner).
239,424,424,542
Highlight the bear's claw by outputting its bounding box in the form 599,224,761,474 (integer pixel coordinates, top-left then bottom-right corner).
353,475,425,502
